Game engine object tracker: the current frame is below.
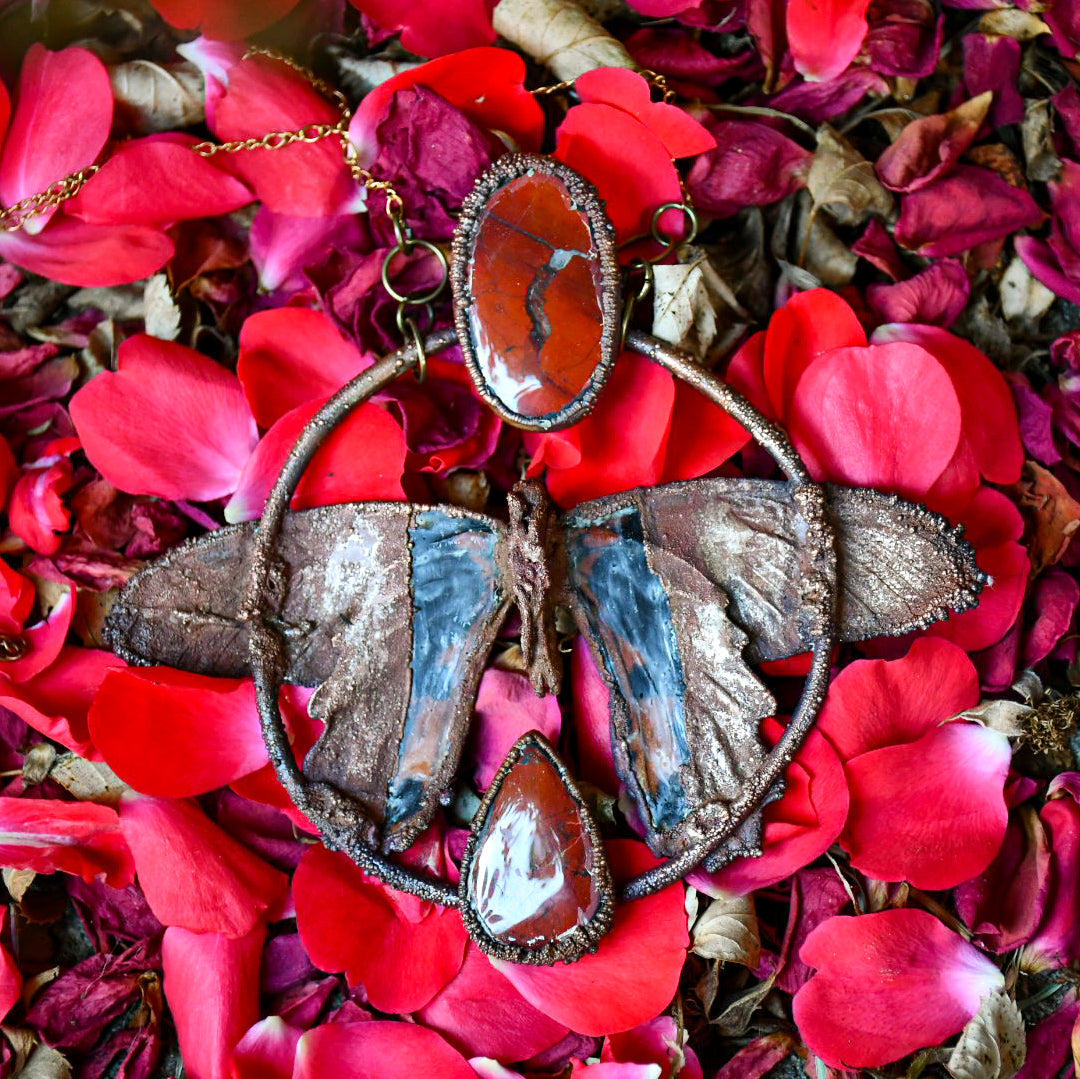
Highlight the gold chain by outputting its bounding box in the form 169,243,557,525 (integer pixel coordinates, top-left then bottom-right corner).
0,166,100,232
530,68,676,104
0,48,406,232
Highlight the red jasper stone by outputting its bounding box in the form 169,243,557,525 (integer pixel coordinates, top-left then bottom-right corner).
465,170,608,421
467,740,602,949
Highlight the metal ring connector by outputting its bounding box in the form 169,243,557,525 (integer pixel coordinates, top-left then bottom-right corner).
649,202,699,259
380,237,449,307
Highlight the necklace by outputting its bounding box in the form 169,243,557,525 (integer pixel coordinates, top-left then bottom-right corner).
102,147,984,965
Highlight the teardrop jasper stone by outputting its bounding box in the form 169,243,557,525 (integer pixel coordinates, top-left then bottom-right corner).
451,155,620,431
461,733,613,962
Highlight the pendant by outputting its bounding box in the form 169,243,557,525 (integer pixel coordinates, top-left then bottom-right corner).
101,153,987,964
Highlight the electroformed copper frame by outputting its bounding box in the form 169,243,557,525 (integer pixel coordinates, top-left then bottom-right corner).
239,322,839,961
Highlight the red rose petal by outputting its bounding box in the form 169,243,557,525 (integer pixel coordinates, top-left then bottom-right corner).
817,637,980,760
695,719,850,895
148,0,300,38
794,908,1004,1068
417,945,570,1061
0,644,123,758
347,0,496,57
0,911,20,1020
120,793,288,936
841,722,1010,889
555,103,686,244
293,843,468,1013
237,307,370,429
789,341,962,499
523,352,674,507
574,68,715,159
1030,777,1080,968
0,215,174,288
70,334,257,502
162,924,264,1079
89,669,268,797
66,135,253,226
0,46,111,223
871,323,1023,485
570,636,622,794
0,797,134,887
660,379,750,483
224,395,406,523
348,48,542,166
494,841,688,1036
763,288,867,420
787,0,871,82
294,1021,477,1079
183,42,357,218
1,585,74,684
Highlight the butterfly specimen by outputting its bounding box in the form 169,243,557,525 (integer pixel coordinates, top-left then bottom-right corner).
103,155,985,964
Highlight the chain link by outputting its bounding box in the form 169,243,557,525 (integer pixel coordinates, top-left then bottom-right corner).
0,166,100,232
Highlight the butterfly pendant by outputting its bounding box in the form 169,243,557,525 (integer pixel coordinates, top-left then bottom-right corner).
102,154,985,965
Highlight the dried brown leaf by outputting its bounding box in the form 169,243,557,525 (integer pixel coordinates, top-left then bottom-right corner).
960,699,1032,737
1000,258,1056,321
109,60,204,135
795,193,858,286
18,1044,72,1079
807,125,894,227
1013,461,1080,575
492,0,633,81
946,991,1025,1079
2,869,34,904
978,10,1051,40
1021,99,1060,184
966,144,1026,188
691,892,761,967
143,275,181,342
48,754,127,806
652,249,747,360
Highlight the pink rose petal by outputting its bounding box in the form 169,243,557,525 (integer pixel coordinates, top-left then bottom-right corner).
494,841,688,1036
120,793,288,936
417,944,570,1061
871,323,1023,485
70,334,257,502
470,668,562,792
162,924,263,1079
789,341,962,499
0,46,112,226
841,722,1011,889
66,135,253,226
294,1021,477,1079
0,215,174,287
231,1016,302,1079
793,908,1004,1068
818,637,979,760
601,1015,703,1079
866,260,970,327
787,0,871,81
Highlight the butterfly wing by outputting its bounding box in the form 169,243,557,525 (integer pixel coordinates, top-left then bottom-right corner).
105,503,512,852
563,498,776,859
562,478,984,859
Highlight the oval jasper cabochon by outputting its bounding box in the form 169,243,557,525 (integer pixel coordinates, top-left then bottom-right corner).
451,155,621,431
